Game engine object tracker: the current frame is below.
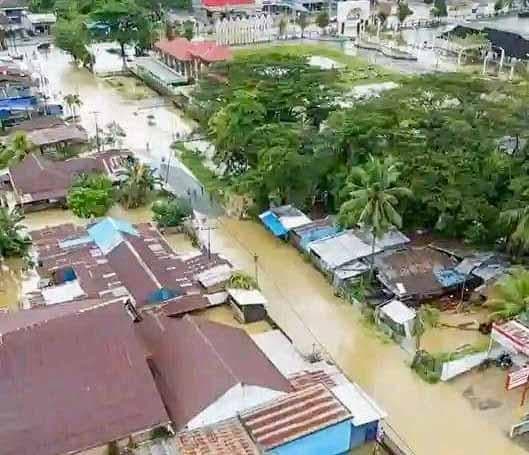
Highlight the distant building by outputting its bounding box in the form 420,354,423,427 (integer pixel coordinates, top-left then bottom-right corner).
21,11,55,35
0,0,28,25
154,38,232,81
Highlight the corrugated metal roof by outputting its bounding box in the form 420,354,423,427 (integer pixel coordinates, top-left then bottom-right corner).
174,418,259,455
309,231,379,270
87,217,139,254
380,299,416,325
227,288,267,306
241,383,351,450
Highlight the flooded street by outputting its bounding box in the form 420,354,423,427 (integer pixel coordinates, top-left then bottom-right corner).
1,46,528,454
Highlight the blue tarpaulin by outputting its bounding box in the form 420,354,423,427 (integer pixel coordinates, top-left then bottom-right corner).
148,287,179,303
0,96,37,111
435,268,466,288
259,211,288,238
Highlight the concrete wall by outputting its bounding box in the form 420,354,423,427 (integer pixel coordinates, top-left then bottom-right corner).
267,420,352,455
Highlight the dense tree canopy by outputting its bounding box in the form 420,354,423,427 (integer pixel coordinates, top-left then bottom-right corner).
192,49,529,252
67,173,115,218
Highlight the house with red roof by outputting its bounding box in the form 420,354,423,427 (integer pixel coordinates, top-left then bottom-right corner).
154,37,232,81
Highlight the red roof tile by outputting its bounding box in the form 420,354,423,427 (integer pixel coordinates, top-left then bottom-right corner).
288,369,338,391
174,418,259,455
0,303,170,455
202,0,254,7
241,383,351,450
155,38,232,63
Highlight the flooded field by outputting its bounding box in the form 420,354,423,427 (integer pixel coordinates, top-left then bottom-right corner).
3,45,529,454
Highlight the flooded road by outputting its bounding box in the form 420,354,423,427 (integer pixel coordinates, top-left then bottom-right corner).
1,46,528,454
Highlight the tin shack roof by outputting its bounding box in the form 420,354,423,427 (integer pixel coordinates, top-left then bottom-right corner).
309,230,379,270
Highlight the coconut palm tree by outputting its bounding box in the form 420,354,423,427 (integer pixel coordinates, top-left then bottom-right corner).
338,155,412,277
0,207,31,259
10,132,32,163
501,201,529,254
64,93,83,119
487,268,529,321
119,160,159,209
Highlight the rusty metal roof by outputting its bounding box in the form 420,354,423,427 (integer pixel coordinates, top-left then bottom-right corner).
288,369,338,391
136,313,293,430
241,383,351,450
174,418,259,455
0,303,170,455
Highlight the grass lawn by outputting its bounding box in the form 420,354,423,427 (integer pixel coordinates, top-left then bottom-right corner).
233,42,399,86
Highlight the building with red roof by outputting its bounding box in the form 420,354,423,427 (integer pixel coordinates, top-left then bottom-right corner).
154,38,232,81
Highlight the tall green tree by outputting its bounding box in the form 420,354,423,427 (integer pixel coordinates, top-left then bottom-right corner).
209,90,266,174
91,0,147,67
119,160,158,208
54,17,92,66
316,11,329,29
296,13,308,38
338,155,412,276
9,132,32,164
487,268,529,321
432,0,447,16
0,208,31,259
397,2,413,26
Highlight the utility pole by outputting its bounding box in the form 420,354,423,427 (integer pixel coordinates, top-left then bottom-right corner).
91,111,101,152
198,223,217,260
253,253,259,287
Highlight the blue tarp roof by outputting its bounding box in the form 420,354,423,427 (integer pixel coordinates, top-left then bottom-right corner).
87,217,139,254
259,211,288,238
0,96,37,111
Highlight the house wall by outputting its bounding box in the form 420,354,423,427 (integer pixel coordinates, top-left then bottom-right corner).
267,420,352,455
350,421,378,449
186,383,285,430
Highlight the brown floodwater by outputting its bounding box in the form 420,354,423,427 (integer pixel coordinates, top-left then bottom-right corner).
3,46,528,455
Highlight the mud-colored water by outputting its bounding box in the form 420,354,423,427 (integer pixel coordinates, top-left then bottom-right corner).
2,46,528,454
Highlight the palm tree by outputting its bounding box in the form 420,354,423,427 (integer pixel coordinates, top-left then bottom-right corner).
64,94,82,120
278,16,288,39
119,160,159,209
338,155,412,277
10,132,32,163
501,201,529,254
487,268,529,321
0,207,31,259
296,13,308,39
414,304,440,350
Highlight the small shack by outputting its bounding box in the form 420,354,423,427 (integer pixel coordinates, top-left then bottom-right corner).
289,217,339,252
308,230,379,276
376,299,416,339
195,263,232,293
375,247,460,303
259,205,311,239
227,288,267,323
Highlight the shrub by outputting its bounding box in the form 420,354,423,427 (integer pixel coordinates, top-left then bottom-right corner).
152,197,192,228
151,426,171,440
67,173,114,218
228,271,258,290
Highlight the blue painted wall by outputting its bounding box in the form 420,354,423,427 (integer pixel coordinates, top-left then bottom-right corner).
267,420,352,455
350,421,379,449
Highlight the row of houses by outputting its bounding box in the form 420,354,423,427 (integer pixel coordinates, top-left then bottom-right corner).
0,216,387,455
259,205,511,345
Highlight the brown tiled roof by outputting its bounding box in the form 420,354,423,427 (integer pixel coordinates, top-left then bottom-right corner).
155,38,232,63
241,383,351,450
136,313,293,429
174,418,259,455
0,303,170,455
